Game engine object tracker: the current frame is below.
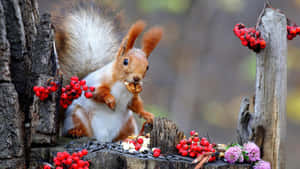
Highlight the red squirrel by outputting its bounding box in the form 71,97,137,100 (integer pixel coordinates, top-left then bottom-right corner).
53,1,163,142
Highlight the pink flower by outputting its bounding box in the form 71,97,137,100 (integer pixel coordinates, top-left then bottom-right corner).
253,160,271,169
225,146,244,163
243,142,261,162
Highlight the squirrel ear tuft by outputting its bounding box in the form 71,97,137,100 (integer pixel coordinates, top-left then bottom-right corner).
142,27,163,58
116,20,146,57
126,20,146,51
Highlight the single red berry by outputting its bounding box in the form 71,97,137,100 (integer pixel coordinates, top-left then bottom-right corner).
209,156,216,162
36,91,41,97
290,28,297,35
260,40,266,49
82,85,88,91
180,139,186,145
183,144,189,150
71,76,79,81
193,137,199,142
153,148,161,153
296,27,300,34
54,160,61,166
78,151,83,158
250,37,255,43
43,165,51,169
137,138,143,144
50,86,56,92
61,93,67,99
239,35,246,41
153,151,160,157
287,34,294,40
62,104,68,109
65,157,72,165
73,156,80,162
85,92,93,98
189,151,196,157
196,146,202,152
135,143,141,151
33,86,39,92
89,86,95,92
187,138,193,144
78,160,85,167
65,85,71,90
84,161,90,167
61,87,66,93
74,84,80,90
79,80,86,86
181,150,188,156
190,130,196,136
82,149,88,156
72,163,78,169
176,144,181,150
255,31,260,37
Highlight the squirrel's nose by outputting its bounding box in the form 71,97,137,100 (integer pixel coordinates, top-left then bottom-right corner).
133,76,140,83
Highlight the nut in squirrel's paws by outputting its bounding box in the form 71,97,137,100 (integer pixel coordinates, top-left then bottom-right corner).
124,81,143,94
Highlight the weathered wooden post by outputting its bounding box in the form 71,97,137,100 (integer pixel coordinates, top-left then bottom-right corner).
237,6,287,169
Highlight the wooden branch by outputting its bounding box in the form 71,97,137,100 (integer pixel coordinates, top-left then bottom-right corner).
237,7,287,169
236,97,253,145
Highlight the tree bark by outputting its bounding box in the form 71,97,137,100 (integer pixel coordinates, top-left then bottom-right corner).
0,0,58,168
150,118,185,154
237,7,287,169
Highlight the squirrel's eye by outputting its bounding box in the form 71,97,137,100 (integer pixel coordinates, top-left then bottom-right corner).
123,58,129,66
146,65,149,70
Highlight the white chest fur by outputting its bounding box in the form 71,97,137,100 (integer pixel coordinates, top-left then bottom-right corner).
91,82,134,142
63,63,135,142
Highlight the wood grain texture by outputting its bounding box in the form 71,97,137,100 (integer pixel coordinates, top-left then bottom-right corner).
237,7,287,169
150,118,185,154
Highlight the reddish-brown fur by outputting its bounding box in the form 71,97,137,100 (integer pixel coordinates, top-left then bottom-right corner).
68,105,93,137
142,27,163,57
128,95,154,124
112,116,136,142
93,84,116,109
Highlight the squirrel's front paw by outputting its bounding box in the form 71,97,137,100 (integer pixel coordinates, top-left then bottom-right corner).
144,111,154,124
104,95,116,110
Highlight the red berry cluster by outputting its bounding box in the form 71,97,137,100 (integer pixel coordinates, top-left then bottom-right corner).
43,149,89,169
153,148,161,157
287,25,300,40
33,76,95,109
176,130,216,162
33,81,59,101
60,76,95,109
233,23,266,53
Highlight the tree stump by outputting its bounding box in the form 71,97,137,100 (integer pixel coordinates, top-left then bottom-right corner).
0,0,58,168
150,118,185,154
237,6,287,169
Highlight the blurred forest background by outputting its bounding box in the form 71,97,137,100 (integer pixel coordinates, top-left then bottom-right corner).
38,0,300,168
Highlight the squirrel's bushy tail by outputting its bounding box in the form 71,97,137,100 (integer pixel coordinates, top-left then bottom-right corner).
52,0,124,83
